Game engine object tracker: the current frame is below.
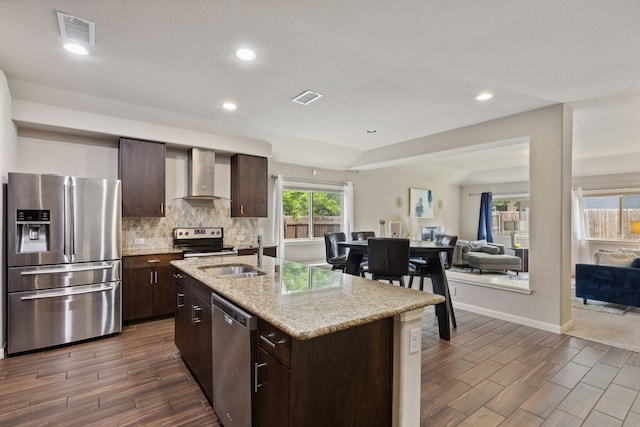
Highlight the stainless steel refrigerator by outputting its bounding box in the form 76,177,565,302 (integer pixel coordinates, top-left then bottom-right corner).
6,172,122,354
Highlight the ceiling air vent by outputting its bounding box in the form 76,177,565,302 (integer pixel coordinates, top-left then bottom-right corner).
56,11,95,45
291,90,323,105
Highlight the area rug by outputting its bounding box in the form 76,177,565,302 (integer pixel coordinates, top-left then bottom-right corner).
567,307,640,353
567,287,640,353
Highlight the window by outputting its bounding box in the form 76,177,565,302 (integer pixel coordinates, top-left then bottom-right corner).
492,197,529,239
583,194,640,239
282,181,347,240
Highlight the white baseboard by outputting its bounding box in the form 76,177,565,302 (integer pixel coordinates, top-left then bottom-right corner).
453,301,564,334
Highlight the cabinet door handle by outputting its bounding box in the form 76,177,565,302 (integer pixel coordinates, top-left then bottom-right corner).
259,334,286,348
147,259,160,264
192,305,202,324
154,271,158,283
240,204,244,215
160,202,164,214
173,273,183,279
254,362,267,392
177,292,184,309
149,271,154,284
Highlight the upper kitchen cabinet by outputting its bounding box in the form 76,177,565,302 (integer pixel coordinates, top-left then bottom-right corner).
231,154,268,217
119,138,166,217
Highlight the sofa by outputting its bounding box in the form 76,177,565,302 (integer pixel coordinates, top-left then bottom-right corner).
453,239,522,274
576,248,640,306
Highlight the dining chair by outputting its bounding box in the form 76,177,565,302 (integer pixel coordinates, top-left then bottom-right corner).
324,232,348,271
408,235,458,327
351,231,376,240
351,231,375,276
367,237,410,286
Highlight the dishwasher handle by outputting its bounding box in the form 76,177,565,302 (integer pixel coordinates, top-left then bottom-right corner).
211,293,257,330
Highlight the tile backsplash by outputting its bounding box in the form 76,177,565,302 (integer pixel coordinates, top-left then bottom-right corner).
122,199,259,249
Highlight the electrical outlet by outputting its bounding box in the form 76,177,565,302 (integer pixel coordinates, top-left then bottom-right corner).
450,286,456,296
134,238,145,245
238,235,245,241
409,328,421,354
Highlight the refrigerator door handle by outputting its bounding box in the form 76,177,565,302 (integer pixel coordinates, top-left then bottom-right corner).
20,284,116,300
20,263,115,276
69,182,76,258
64,182,69,257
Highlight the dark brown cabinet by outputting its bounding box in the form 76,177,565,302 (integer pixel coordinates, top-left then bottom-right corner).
174,272,213,403
123,253,182,323
257,348,290,427
255,318,392,427
237,245,277,257
119,137,166,217
231,154,268,217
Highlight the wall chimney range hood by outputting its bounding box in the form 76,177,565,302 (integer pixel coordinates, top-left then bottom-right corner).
182,148,227,201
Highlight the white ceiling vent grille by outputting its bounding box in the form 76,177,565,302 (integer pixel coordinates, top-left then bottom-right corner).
56,11,95,45
291,90,323,105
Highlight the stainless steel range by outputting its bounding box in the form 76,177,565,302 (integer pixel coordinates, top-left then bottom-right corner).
173,227,237,258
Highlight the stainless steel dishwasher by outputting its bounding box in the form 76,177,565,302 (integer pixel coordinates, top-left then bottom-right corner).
211,293,257,427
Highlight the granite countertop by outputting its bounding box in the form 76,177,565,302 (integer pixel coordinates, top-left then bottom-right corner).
171,256,445,340
123,247,184,257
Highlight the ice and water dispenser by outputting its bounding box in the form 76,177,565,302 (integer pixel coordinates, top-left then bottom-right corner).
16,209,51,253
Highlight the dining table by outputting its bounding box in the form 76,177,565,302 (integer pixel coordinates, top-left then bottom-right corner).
339,239,455,341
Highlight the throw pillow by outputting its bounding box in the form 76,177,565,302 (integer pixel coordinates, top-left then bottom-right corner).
617,248,640,257
469,239,487,250
596,252,637,267
631,258,640,268
480,245,501,255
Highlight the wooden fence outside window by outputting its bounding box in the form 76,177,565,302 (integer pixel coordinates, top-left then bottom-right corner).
284,216,341,239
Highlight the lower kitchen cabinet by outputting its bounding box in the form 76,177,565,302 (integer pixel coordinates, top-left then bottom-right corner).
257,348,290,427
256,317,392,427
237,245,277,257
174,271,213,403
123,253,183,323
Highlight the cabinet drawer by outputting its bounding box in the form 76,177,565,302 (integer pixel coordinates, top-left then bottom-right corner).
258,319,290,367
124,253,182,269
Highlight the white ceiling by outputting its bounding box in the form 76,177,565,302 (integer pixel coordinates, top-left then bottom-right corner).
1,0,640,184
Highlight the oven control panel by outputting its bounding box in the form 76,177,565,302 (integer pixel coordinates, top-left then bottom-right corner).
173,227,223,239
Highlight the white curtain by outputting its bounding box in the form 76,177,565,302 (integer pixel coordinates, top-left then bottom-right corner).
343,182,354,238
571,187,589,270
272,174,285,260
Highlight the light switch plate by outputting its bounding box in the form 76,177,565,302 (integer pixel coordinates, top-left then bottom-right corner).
409,328,421,354
134,238,145,245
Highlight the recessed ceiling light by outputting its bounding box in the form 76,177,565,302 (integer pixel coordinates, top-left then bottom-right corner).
476,92,494,101
222,102,237,111
235,48,258,61
63,42,89,56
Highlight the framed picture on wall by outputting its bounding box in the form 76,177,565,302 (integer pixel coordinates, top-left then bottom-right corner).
410,188,433,218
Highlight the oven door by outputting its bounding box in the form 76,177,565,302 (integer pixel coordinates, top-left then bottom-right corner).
7,281,122,354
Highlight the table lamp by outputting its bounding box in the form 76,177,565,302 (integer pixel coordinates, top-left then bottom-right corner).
631,220,640,237
504,220,520,248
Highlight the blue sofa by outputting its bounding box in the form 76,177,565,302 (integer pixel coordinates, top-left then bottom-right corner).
575,263,640,307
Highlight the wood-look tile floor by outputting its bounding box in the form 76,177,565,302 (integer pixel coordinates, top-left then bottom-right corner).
1,311,639,426
0,320,220,427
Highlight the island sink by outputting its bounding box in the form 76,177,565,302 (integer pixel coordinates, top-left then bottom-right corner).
198,263,266,278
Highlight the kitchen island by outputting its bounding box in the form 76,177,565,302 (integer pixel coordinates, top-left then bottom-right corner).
172,256,444,427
